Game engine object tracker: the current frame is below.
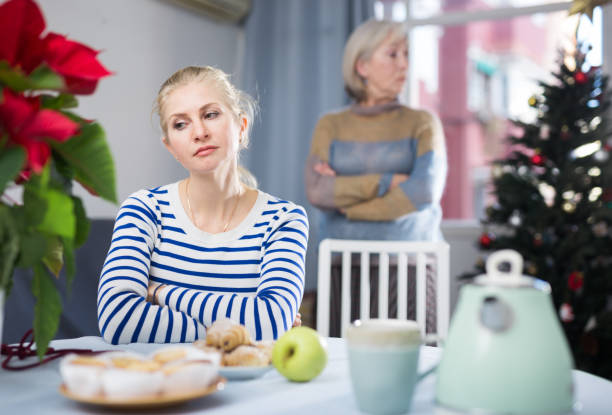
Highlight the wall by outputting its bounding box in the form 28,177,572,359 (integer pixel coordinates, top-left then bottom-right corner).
37,0,243,218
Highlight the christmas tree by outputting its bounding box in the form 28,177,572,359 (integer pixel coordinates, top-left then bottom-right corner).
470,44,612,380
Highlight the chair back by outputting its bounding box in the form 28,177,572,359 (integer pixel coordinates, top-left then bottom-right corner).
316,238,450,340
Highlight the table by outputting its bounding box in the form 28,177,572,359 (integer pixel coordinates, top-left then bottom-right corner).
1,336,611,414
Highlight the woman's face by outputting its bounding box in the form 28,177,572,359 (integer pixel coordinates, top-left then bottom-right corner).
162,80,245,175
357,33,408,102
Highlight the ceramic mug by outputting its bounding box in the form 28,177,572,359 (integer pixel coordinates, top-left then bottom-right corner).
346,319,435,415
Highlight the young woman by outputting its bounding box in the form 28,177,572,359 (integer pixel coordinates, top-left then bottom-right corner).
98,66,307,344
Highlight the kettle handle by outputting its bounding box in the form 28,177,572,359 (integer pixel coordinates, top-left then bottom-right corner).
486,250,523,280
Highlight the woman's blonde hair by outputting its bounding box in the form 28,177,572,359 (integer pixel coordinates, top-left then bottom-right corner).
154,65,258,187
342,19,407,102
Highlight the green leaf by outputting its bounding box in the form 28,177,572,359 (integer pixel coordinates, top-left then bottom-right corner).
32,263,62,360
62,237,75,295
0,61,30,91
22,183,47,229
42,236,64,277
0,206,19,291
17,232,47,268
28,65,65,90
0,62,65,92
37,188,76,239
41,93,78,110
50,122,117,203
0,147,25,194
72,196,90,247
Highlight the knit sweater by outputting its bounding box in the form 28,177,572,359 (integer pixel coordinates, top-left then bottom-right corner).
97,182,308,344
305,102,446,241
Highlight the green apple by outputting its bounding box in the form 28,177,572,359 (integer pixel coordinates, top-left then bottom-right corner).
272,327,328,382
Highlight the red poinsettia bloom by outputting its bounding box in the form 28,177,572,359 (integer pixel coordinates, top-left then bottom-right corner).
43,33,112,95
0,89,79,172
567,271,584,291
0,0,46,73
0,0,110,94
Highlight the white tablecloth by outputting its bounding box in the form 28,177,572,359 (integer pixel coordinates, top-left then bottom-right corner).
0,336,611,414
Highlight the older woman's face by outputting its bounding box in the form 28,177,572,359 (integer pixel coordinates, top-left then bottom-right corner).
357,33,408,102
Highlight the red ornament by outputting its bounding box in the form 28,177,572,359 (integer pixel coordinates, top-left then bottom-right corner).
533,234,543,247
568,271,584,291
531,154,544,165
574,71,587,84
479,233,493,248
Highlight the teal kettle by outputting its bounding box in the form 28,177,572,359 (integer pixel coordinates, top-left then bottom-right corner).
436,250,574,414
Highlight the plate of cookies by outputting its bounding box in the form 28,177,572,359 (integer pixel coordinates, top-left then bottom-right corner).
58,346,225,408
193,319,275,381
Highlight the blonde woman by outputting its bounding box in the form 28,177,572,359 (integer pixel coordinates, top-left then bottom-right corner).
98,66,307,344
305,20,447,335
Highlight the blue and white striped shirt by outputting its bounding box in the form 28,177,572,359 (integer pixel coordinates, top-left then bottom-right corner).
97,182,308,345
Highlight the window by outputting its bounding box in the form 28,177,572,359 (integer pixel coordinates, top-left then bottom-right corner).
375,0,605,219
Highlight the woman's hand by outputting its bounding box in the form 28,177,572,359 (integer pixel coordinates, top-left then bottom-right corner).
390,173,409,189
147,281,166,304
293,312,302,327
314,162,336,177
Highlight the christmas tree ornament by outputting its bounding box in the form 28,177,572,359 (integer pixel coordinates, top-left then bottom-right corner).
594,149,609,162
584,316,597,332
561,125,570,139
562,190,575,200
540,124,550,140
562,201,576,213
568,0,612,22
588,187,602,202
587,167,601,176
568,271,584,291
531,154,544,165
479,233,494,248
574,71,587,84
528,95,538,107
564,55,577,72
592,221,608,237
590,116,601,129
509,211,522,226
559,303,575,323
539,182,556,207
533,233,543,247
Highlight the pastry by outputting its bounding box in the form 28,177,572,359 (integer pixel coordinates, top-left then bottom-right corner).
223,345,269,367
162,360,219,395
102,358,163,399
152,345,221,366
60,354,108,397
206,319,252,352
254,340,274,362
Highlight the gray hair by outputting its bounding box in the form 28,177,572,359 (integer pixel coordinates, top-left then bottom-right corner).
342,19,407,102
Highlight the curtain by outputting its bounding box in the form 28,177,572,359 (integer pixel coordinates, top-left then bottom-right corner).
241,0,374,292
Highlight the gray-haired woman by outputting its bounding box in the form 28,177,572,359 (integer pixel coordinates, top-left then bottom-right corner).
305,19,447,336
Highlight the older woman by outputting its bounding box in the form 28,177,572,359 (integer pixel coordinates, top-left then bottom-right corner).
305,19,447,336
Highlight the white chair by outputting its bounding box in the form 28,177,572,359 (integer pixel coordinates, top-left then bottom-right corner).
316,238,450,340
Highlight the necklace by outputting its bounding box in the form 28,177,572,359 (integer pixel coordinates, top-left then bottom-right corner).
185,178,241,233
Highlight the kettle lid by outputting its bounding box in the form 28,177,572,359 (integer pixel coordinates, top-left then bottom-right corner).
475,250,549,291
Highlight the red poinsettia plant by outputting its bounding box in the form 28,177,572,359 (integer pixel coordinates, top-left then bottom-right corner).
0,0,116,358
